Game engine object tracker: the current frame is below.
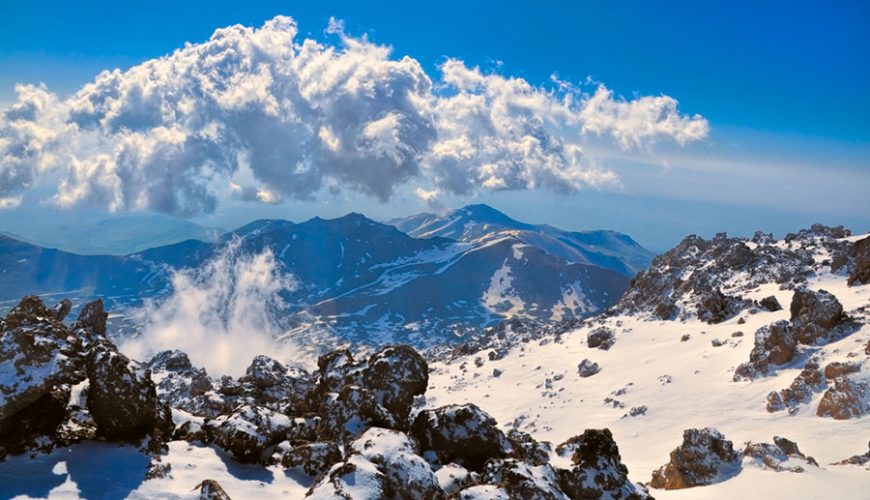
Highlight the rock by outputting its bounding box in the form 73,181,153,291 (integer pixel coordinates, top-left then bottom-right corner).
848,235,870,286
824,361,861,379
577,359,600,378
506,429,551,466
196,479,233,500
650,428,741,490
51,299,72,322
556,429,650,499
696,289,749,324
306,454,388,499
482,459,564,499
316,385,397,442
733,321,796,381
0,296,86,422
766,359,826,412
492,368,503,378
587,327,615,350
835,441,870,466
817,374,870,420
315,349,364,396
362,345,429,425
239,355,314,413
790,288,845,344
411,403,508,472
350,427,444,499
206,404,293,463
744,436,817,472
85,342,172,443
435,463,479,496
654,299,678,320
73,299,108,338
0,386,70,459
277,441,342,476
759,295,782,312
711,338,724,347
680,334,690,342
147,350,215,416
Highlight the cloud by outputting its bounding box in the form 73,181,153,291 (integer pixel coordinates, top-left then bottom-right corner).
0,16,709,216
121,238,304,377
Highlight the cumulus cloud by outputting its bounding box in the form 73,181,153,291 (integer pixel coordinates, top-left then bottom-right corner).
121,238,304,377
0,16,709,216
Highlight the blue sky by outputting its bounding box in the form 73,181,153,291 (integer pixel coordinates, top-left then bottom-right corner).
1,0,868,249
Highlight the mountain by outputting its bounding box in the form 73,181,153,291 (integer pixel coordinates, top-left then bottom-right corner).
1,225,867,499
0,212,630,346
388,204,654,277
0,213,223,255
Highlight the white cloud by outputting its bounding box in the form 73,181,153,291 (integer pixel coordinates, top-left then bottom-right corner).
0,16,708,216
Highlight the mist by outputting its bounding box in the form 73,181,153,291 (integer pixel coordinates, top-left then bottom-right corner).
121,238,306,377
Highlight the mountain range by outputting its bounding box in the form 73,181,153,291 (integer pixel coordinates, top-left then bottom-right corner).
0,205,650,346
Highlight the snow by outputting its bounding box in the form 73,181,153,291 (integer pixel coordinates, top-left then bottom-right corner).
0,441,311,500
427,254,870,499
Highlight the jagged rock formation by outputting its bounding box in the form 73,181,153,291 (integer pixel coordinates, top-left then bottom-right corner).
0,296,171,460
617,226,854,322
650,428,741,490
196,479,233,500
555,429,650,499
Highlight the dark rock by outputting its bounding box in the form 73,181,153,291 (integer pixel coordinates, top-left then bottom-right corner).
362,345,429,425
790,288,844,344
734,320,796,381
680,334,690,342
506,429,551,466
759,296,782,312
52,299,72,322
206,404,293,463
824,361,861,379
349,427,444,499
696,289,750,324
556,429,650,499
744,436,817,472
835,441,870,466
587,327,615,350
482,459,564,499
0,386,70,458
316,385,396,442
147,350,215,417
411,403,508,472
848,236,870,286
86,342,172,442
305,455,387,498
577,359,600,378
278,441,342,476
650,428,741,490
766,359,826,412
73,299,108,337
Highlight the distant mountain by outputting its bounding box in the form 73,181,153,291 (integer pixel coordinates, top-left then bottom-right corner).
0,213,223,255
0,212,630,347
388,204,653,277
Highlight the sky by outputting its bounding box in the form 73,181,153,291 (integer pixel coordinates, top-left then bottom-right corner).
0,0,868,250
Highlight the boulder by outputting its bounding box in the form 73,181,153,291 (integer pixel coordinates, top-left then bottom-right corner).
147,350,215,416
817,375,870,420
766,359,826,412
650,428,741,490
205,404,293,463
0,386,70,459
316,385,396,442
587,327,615,350
277,441,342,476
577,359,600,378
506,429,551,466
744,436,817,473
759,295,782,312
350,427,444,499
411,403,508,471
835,441,870,466
73,299,108,338
733,321,796,381
86,342,172,443
555,429,650,499
696,289,749,324
362,345,429,425
239,355,314,413
482,459,564,500
847,235,870,286
306,454,388,499
790,288,844,344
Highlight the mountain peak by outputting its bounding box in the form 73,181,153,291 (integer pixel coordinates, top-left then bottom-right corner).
453,204,514,223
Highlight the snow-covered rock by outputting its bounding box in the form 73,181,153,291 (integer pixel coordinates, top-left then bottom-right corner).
650,428,741,490
411,403,509,471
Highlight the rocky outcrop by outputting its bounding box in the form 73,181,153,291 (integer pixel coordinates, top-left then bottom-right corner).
650,428,741,490
411,403,508,471
276,441,342,476
147,350,216,417
362,345,428,425
348,427,444,499
696,289,751,324
205,404,293,464
1,297,172,460
555,429,650,499
835,442,870,466
481,459,564,499
766,359,826,412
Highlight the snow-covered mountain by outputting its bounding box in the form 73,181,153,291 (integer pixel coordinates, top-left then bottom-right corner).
0,224,867,499
389,204,654,277
0,212,631,346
